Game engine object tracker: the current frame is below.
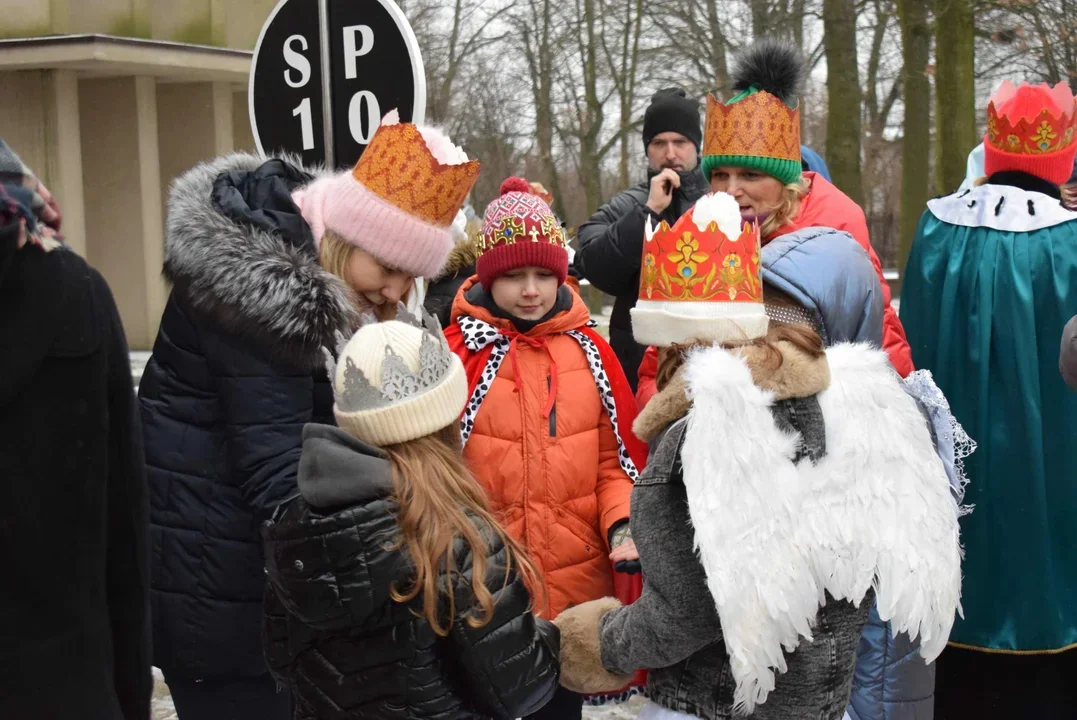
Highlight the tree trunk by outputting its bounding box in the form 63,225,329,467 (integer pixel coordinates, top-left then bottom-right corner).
934,0,976,193
897,0,931,282
822,0,865,206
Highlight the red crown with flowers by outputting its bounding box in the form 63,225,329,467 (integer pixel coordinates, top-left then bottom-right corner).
632,192,768,347
984,80,1077,185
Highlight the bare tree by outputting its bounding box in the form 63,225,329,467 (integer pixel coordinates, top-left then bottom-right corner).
823,0,865,204
600,0,646,187
934,0,976,193
516,0,567,217
897,0,932,275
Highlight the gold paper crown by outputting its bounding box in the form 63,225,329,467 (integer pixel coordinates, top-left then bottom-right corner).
353,122,480,227
704,92,801,162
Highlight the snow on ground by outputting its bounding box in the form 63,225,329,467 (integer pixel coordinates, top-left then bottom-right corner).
151,668,177,720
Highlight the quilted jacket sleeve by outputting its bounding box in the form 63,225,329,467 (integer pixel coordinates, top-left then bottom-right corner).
262,578,293,688
835,210,915,377
595,409,633,543
205,333,314,521
446,526,561,720
846,604,935,720
574,185,653,297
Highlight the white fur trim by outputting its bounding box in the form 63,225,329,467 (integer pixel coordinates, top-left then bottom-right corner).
801,344,963,662
632,303,768,347
681,345,820,713
679,342,963,712
928,184,1077,232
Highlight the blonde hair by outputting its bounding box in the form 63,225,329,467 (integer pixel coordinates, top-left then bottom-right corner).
319,230,356,284
319,230,410,319
760,176,811,239
385,423,546,635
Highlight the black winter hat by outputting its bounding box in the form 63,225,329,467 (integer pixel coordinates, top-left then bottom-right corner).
642,88,702,152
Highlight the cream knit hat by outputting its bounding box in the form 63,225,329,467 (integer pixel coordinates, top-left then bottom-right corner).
326,307,467,447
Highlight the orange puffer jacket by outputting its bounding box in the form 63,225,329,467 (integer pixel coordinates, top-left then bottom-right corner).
447,279,636,619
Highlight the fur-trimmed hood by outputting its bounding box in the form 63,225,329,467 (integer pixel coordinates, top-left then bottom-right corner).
164,152,359,367
633,339,831,443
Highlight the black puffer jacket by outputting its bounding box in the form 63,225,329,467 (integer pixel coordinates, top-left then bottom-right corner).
573,168,708,389
138,154,358,678
263,424,561,719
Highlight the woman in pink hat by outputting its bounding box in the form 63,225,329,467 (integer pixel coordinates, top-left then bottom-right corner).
137,113,478,719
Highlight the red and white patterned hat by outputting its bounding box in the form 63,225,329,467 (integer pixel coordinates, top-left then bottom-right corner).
476,177,569,289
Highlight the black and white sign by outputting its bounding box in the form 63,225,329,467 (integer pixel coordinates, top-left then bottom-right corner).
249,0,426,170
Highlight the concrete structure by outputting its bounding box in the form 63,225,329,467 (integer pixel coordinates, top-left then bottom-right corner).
0,0,276,348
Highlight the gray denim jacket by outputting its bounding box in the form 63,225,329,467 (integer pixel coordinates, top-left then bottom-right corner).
599,398,870,720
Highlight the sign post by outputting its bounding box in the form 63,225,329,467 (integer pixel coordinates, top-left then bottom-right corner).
249,0,426,171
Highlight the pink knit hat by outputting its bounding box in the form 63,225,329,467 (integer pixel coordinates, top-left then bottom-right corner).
292,111,480,278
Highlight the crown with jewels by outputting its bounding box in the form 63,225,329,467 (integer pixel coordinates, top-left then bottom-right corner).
632,191,768,347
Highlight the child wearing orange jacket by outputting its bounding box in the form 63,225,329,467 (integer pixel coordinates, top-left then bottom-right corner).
445,178,647,720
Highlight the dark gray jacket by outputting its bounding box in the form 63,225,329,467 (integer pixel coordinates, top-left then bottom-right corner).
574,168,709,389
600,405,869,719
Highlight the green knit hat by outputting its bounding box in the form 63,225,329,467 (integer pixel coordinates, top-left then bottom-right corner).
702,40,805,186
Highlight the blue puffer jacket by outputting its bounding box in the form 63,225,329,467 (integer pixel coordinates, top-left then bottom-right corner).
765,228,936,720
138,154,358,679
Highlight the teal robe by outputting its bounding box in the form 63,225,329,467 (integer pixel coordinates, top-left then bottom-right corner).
901,183,1077,653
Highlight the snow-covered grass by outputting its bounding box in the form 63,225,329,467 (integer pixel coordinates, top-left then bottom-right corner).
151,668,177,720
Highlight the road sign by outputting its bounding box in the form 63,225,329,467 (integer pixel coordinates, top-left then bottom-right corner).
249,0,426,171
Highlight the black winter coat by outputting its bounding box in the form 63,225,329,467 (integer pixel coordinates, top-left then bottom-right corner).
573,168,709,389
263,425,561,719
0,235,152,718
138,154,358,678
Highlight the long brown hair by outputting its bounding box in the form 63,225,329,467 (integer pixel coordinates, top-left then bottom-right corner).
384,422,544,636
656,324,825,391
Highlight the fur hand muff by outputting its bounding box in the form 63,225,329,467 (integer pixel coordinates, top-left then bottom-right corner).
553,597,632,694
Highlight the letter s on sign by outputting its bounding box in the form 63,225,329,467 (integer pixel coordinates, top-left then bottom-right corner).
283,35,311,89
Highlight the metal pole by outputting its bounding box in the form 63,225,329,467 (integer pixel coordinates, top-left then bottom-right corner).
317,0,335,169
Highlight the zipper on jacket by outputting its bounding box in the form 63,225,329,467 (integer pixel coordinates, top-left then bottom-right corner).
547,375,556,436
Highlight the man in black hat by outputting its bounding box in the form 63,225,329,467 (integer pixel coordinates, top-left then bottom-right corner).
574,88,709,391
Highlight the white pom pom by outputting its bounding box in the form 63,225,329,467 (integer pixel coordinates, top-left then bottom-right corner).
692,191,744,241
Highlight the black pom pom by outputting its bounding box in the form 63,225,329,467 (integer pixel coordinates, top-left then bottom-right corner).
731,37,805,107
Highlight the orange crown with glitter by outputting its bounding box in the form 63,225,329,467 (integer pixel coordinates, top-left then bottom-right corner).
632,191,768,347
984,80,1077,185
353,120,481,227
703,92,801,166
